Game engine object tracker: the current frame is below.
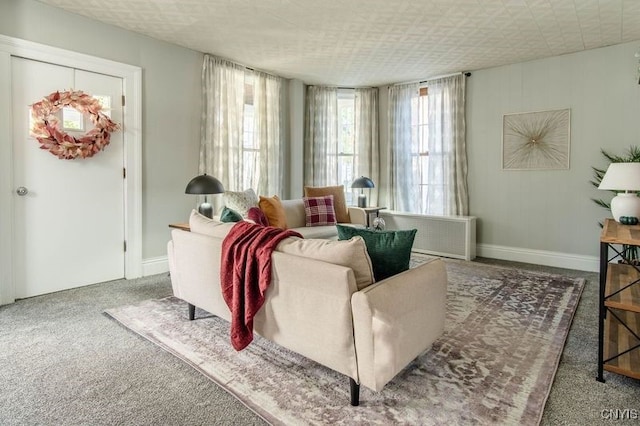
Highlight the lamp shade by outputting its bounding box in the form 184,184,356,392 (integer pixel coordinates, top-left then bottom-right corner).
351,176,375,189
598,163,640,191
598,163,640,222
185,173,224,195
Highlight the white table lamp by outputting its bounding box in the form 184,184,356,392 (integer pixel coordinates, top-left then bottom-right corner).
598,162,640,222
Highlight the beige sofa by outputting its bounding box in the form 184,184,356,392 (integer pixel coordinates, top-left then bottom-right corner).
167,208,447,405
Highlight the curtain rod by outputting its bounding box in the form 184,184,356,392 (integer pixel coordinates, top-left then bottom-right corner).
204,53,282,79
393,71,471,86
306,85,374,90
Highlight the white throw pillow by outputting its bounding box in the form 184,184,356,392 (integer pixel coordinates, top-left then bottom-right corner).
276,236,374,290
223,188,259,218
189,210,235,238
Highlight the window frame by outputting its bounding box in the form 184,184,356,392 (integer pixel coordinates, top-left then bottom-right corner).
411,86,429,213
335,89,356,204
241,78,259,191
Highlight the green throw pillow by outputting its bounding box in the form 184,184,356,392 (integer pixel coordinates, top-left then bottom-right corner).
220,206,243,223
336,225,417,281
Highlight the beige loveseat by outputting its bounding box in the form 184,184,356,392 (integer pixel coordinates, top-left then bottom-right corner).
167,210,447,405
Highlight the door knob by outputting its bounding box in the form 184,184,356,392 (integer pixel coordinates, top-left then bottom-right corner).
16,186,28,196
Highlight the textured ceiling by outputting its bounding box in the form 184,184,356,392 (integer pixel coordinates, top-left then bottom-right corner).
38,0,640,86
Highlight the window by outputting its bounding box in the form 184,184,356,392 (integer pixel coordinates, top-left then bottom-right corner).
306,86,377,206
411,87,429,214
336,91,356,204
62,95,111,131
201,56,283,196
242,80,259,191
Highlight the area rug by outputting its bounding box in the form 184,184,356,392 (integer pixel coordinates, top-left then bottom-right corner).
105,257,584,426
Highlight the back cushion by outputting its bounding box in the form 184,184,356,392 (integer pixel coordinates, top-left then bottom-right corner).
276,236,374,290
304,185,350,223
189,210,235,238
280,199,307,229
223,188,259,218
259,195,287,229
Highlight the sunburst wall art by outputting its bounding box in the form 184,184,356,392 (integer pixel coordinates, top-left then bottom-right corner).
502,108,570,170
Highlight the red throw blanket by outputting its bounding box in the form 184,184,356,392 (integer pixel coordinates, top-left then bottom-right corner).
220,221,302,351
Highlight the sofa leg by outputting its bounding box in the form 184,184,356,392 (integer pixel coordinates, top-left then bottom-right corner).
349,378,360,406
188,303,195,321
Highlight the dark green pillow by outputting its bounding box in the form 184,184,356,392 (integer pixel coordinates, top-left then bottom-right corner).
220,206,242,223
336,225,417,281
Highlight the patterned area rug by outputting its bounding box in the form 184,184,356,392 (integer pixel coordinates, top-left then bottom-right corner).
105,257,584,426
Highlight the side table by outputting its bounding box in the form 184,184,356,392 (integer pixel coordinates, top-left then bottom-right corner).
597,218,640,382
169,223,190,232
360,207,386,229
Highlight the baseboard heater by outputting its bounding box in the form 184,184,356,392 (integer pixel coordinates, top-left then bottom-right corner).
379,210,477,261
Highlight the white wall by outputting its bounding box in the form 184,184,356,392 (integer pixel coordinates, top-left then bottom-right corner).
467,41,640,270
377,41,640,270
0,0,203,263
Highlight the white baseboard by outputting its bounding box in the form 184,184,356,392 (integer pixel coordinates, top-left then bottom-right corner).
142,256,169,276
476,244,599,272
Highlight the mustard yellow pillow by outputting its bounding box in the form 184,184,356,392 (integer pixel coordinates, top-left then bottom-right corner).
304,185,350,223
259,195,287,229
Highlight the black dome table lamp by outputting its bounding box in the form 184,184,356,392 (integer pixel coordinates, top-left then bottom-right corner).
185,173,224,218
351,176,375,208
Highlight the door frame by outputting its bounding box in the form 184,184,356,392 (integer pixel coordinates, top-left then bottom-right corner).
0,35,143,304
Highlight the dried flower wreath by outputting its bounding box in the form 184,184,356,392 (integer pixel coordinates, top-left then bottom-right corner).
30,90,120,159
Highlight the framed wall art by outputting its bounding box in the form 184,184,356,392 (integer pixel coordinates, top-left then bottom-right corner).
502,108,571,170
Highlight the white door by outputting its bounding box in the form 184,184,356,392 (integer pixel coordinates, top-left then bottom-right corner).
11,57,125,298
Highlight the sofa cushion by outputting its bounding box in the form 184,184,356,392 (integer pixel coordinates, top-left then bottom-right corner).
304,185,350,224
259,195,287,229
303,195,337,227
280,199,307,229
223,188,259,218
336,225,417,281
189,210,236,238
220,206,242,223
277,236,374,290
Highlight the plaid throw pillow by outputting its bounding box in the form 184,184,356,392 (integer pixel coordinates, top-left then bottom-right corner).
303,195,337,227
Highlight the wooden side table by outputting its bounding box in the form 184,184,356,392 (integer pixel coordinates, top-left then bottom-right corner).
169,223,190,232
597,218,640,382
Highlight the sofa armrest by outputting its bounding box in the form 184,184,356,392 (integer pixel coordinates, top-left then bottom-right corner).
351,258,447,391
168,229,231,321
348,207,367,226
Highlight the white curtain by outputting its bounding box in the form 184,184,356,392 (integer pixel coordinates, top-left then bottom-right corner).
304,86,379,203
304,86,338,186
200,55,283,196
200,56,245,191
253,72,283,196
355,88,379,205
387,75,468,216
388,82,420,212
427,74,468,216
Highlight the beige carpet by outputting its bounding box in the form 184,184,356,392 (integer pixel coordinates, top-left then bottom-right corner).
105,258,584,426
